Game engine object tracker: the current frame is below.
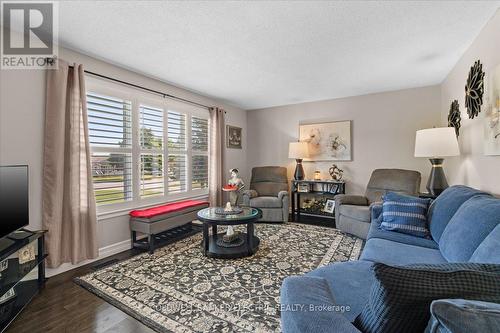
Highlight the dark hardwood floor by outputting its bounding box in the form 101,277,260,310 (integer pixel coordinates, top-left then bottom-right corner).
6,224,205,333
6,248,155,333
5,220,329,333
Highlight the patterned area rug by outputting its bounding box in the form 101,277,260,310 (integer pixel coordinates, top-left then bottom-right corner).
75,223,363,333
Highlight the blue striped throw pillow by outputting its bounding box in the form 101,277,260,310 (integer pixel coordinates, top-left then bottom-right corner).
380,192,431,238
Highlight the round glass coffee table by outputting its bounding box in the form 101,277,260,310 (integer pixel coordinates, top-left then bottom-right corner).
197,207,262,259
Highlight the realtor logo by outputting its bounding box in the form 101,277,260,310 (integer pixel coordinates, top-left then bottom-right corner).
1,1,58,69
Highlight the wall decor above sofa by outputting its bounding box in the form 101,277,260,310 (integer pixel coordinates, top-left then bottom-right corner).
299,120,352,161
465,60,485,119
484,63,500,155
447,100,461,137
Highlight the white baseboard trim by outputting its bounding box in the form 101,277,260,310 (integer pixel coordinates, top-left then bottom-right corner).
46,239,131,277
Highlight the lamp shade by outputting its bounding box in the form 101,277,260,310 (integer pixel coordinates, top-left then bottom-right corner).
414,127,460,158
289,142,309,159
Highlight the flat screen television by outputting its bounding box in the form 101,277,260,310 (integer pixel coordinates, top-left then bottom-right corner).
0,165,29,239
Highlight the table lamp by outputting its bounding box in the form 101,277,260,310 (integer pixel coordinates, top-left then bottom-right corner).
289,142,309,180
414,127,460,196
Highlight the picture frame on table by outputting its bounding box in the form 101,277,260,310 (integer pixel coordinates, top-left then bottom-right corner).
297,183,309,193
329,184,339,194
323,199,335,213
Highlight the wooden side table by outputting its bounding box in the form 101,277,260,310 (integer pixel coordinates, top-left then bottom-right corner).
291,180,346,223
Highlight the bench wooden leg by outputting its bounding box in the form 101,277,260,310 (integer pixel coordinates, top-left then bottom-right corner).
148,234,155,254
131,230,137,249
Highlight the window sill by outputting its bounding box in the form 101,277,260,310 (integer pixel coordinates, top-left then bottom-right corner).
97,193,209,220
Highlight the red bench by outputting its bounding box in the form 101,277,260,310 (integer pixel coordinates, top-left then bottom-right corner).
129,200,209,253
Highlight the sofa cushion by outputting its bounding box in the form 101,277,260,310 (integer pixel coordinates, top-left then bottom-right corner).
427,185,489,242
439,196,500,262
280,275,362,333
249,196,282,208
425,299,500,333
354,263,500,333
367,216,439,249
307,261,375,322
339,205,371,222
469,224,500,264
360,238,446,265
380,192,431,238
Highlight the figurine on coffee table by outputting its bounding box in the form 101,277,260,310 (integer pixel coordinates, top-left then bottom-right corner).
223,168,245,206
221,169,246,243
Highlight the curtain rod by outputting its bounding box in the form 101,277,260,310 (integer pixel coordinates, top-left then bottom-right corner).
67,65,211,110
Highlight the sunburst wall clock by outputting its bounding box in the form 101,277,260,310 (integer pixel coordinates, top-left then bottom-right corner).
448,100,461,137
465,60,485,119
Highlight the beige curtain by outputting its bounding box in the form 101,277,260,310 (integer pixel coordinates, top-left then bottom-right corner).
208,107,225,206
42,60,98,268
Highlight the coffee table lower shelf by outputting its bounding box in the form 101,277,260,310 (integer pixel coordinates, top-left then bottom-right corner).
201,233,260,259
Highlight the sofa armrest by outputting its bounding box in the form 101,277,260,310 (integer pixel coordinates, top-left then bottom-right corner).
370,202,383,222
281,276,362,333
335,194,369,207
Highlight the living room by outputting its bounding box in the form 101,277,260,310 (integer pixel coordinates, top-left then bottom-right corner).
0,1,499,332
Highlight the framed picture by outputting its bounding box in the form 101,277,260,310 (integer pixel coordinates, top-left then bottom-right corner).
329,184,339,194
323,199,335,214
226,125,242,149
297,183,309,193
299,120,352,161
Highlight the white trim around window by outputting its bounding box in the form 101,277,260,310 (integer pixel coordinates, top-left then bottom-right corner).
86,76,209,216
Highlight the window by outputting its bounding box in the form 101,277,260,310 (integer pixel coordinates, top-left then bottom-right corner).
86,78,209,211
139,105,164,199
87,93,133,205
167,111,187,193
191,116,208,190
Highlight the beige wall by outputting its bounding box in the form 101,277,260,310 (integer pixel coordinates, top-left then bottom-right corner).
440,10,500,196
0,47,247,275
247,86,442,194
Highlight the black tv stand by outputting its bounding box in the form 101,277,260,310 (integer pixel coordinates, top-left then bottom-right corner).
0,230,46,332
0,239,14,253
7,229,34,241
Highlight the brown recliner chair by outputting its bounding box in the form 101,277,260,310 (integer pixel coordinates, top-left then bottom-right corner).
242,166,289,222
335,169,421,239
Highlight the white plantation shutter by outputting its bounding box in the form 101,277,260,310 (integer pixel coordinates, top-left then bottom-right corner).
140,153,164,198
139,105,164,199
86,79,210,209
87,93,132,148
87,92,133,205
191,116,208,190
167,111,187,193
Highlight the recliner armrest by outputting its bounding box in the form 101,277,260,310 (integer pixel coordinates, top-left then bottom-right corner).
278,190,289,201
335,194,369,207
242,189,258,199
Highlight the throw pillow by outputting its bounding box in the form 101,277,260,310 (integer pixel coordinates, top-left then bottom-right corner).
380,191,431,238
354,263,500,333
425,299,500,333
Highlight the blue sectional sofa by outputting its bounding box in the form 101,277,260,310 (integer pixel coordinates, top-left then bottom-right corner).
281,186,500,332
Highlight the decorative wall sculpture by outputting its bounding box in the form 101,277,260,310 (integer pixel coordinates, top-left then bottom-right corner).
484,64,500,155
465,60,485,119
447,100,461,137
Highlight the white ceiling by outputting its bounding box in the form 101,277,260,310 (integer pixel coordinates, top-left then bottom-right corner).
54,1,499,109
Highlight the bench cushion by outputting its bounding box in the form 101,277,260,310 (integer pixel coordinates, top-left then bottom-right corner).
129,200,209,218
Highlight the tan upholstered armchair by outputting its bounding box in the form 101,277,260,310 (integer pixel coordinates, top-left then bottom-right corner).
242,166,289,222
335,169,421,239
